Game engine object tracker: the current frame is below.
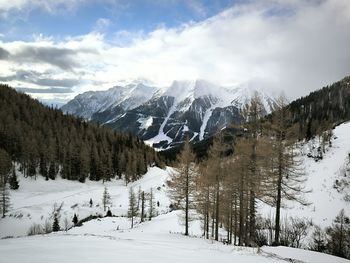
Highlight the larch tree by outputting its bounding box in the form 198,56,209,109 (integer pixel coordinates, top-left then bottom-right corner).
140,190,145,222
269,95,309,245
167,137,198,236
195,160,213,239
128,187,138,228
206,133,227,241
241,93,265,244
326,209,350,258
148,188,156,220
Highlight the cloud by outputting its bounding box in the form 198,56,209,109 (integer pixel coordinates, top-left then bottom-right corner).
0,43,98,70
0,0,85,16
0,69,80,87
15,87,73,93
13,46,80,70
0,0,350,102
0,0,127,17
0,47,9,59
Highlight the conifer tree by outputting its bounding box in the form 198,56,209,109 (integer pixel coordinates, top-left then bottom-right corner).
148,188,156,220
269,96,309,245
128,187,138,228
102,186,112,211
206,134,227,241
9,167,19,190
326,209,350,258
309,225,327,252
52,213,60,232
72,213,78,226
241,93,264,244
48,162,56,180
195,160,212,239
140,191,145,222
0,149,12,217
167,137,198,236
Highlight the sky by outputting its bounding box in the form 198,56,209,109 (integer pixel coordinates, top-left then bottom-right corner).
0,0,349,106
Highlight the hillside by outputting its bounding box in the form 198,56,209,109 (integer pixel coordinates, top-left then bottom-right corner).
0,84,161,183
287,76,350,139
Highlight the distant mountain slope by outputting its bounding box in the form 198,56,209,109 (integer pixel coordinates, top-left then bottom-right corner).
62,80,276,149
287,76,350,139
0,84,161,183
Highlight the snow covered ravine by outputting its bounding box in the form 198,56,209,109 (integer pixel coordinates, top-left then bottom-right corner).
1,123,350,262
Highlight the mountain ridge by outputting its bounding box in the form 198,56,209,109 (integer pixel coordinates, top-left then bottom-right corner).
62,79,277,149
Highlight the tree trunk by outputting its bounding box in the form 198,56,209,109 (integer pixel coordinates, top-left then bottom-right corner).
215,178,220,241
185,164,189,236
274,167,282,245
141,191,145,222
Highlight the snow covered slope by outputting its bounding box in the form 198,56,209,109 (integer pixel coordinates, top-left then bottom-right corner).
0,166,171,238
259,121,350,227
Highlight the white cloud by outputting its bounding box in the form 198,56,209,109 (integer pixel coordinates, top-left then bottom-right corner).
0,0,85,16
0,0,350,101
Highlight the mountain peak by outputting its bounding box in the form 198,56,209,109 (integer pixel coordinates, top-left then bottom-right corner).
62,79,277,148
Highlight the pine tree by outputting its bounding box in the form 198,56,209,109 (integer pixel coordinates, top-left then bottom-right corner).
52,213,60,232
9,168,19,190
167,137,198,236
72,213,78,226
102,187,112,211
128,187,138,228
48,162,56,180
0,149,12,217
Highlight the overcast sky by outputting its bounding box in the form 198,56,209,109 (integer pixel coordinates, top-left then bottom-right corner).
0,0,349,106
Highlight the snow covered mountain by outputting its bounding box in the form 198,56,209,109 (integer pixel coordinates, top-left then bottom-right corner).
61,81,159,120
62,80,277,149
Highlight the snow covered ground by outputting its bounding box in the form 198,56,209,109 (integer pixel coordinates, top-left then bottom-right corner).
1,123,350,262
0,166,172,238
1,212,348,263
